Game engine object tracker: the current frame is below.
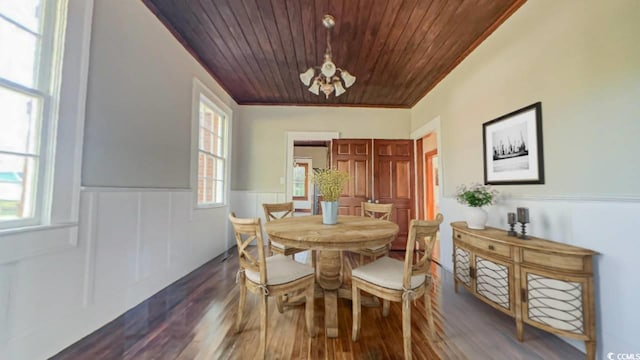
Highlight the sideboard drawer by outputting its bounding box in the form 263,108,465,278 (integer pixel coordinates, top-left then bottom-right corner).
454,230,511,258
522,249,586,272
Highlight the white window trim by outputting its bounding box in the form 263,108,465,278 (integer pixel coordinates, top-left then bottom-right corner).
0,0,63,230
0,0,94,261
190,78,232,209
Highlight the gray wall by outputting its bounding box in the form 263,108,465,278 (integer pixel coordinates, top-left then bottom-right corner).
82,0,236,188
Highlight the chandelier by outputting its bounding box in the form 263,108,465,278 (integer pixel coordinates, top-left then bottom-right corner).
299,14,356,98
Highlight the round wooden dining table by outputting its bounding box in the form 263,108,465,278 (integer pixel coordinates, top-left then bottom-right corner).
264,215,398,338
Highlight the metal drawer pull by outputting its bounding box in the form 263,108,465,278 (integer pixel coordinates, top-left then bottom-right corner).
488,245,495,250
457,234,461,239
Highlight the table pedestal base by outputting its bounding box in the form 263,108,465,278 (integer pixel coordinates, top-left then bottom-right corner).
318,250,342,290
317,250,380,338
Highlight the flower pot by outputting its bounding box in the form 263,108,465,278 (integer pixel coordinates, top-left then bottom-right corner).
321,201,339,225
465,207,488,230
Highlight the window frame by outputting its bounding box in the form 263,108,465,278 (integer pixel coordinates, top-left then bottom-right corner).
0,0,66,230
191,78,232,209
0,0,93,264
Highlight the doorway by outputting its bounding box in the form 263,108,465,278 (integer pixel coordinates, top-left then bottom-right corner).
412,117,442,264
293,141,330,215
285,131,339,205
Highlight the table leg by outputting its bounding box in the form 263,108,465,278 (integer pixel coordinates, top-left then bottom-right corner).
325,290,338,338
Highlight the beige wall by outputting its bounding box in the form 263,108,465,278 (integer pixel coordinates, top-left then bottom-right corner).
411,0,640,196
82,0,237,188
294,146,329,169
233,106,411,191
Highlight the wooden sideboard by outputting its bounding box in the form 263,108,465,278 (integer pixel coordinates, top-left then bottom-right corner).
451,222,598,360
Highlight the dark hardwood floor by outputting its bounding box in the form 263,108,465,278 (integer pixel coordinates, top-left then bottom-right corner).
52,250,584,360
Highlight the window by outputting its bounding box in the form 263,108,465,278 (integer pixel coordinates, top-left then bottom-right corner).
196,93,227,206
0,0,65,228
292,162,308,200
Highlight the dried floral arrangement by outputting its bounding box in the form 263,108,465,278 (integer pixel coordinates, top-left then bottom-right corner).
312,169,349,202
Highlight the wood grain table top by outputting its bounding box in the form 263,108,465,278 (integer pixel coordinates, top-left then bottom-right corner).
265,215,399,251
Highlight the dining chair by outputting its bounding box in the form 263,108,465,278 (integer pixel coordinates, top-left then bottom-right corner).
229,213,316,359
351,214,443,360
262,202,307,257
353,202,394,265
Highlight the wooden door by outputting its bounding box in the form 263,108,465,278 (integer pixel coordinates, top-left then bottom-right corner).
374,140,415,250
332,139,372,216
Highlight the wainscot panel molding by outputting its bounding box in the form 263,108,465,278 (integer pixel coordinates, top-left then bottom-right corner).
229,191,287,244
438,195,640,360
0,188,229,360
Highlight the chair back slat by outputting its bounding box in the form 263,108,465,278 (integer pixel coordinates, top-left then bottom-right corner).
403,214,444,290
263,202,295,221
361,202,393,221
229,213,267,284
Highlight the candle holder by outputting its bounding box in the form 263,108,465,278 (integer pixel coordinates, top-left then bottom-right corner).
507,212,517,236
516,207,530,239
519,222,529,239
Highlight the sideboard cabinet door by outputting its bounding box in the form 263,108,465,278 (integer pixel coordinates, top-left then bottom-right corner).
521,267,590,339
474,254,513,315
454,246,472,290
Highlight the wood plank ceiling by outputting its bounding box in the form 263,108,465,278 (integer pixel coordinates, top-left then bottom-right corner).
143,0,525,108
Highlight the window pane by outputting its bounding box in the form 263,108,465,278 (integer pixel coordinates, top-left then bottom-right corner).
206,155,214,179
0,153,37,220
0,18,39,87
217,115,224,136
212,113,219,135
0,87,41,154
197,153,205,203
215,135,223,156
210,132,216,155
200,105,213,130
0,0,43,33
293,183,304,197
215,180,223,203
205,177,213,203
216,158,224,181
293,166,306,181
199,127,210,152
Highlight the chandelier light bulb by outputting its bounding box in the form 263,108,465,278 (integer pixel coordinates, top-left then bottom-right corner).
299,68,314,86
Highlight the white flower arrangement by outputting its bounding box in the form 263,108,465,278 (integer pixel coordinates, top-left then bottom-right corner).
456,183,498,207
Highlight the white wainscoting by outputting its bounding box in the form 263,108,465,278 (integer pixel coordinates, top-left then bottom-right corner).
439,196,640,358
0,188,230,360
229,191,286,218
228,191,286,244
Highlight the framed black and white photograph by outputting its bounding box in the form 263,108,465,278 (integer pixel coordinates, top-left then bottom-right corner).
483,102,544,185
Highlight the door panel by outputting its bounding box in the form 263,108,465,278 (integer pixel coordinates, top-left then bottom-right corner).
396,160,411,198
374,139,415,250
332,139,372,216
377,161,392,198
354,160,368,196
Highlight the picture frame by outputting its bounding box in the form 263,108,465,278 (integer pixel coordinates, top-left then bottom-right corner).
483,102,544,185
